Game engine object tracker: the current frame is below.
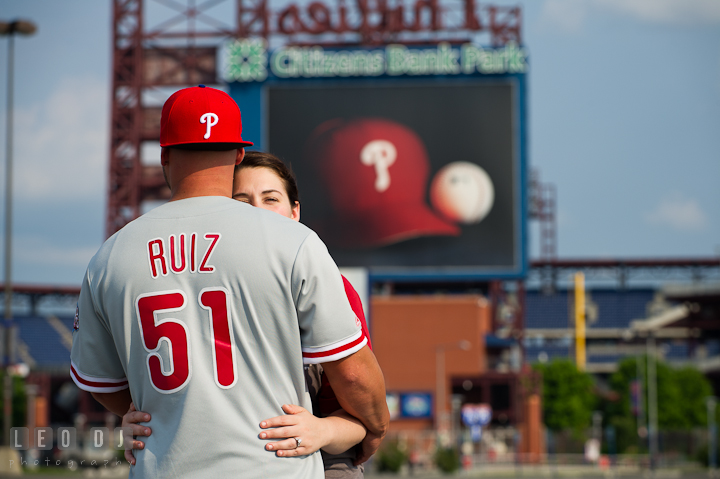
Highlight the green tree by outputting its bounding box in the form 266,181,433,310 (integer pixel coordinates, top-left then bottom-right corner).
605,356,713,453
605,356,648,452
0,374,27,429
673,366,713,428
434,447,460,474
534,359,596,432
375,440,407,473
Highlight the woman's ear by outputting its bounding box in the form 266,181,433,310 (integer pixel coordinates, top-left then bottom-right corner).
291,202,300,222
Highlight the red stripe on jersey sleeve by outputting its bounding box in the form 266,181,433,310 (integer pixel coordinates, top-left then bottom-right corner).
302,333,367,360
342,275,372,350
70,364,129,393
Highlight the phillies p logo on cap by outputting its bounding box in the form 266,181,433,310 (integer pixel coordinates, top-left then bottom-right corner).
305,118,459,248
160,85,253,150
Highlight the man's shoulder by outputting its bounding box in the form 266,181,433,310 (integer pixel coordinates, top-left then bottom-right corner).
87,228,122,267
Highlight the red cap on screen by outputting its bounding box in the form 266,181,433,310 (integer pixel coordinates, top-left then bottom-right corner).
160,85,253,150
306,118,459,248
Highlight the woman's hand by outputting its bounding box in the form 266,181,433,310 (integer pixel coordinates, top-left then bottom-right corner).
259,404,332,457
121,402,152,465
259,404,367,457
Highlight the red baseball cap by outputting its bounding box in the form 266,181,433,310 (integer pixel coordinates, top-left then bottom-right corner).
160,85,253,150
305,118,459,248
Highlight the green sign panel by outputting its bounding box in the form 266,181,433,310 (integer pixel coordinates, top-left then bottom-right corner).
222,39,528,82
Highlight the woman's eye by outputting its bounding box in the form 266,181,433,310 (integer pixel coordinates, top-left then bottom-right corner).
264,197,278,203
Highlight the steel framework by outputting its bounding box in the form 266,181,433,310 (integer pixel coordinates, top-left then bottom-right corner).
107,0,236,237
529,168,556,261
108,0,143,237
529,258,720,291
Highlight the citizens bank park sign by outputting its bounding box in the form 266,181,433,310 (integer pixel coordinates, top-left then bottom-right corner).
221,39,527,82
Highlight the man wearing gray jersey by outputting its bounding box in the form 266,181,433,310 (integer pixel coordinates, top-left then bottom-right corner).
69,85,389,478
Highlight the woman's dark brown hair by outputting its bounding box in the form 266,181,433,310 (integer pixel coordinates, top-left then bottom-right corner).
235,151,300,205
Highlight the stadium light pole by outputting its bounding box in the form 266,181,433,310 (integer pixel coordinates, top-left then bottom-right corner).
646,334,659,472
0,18,37,445
435,340,471,441
708,396,717,476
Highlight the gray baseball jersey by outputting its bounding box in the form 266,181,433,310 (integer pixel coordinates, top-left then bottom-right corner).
70,196,366,479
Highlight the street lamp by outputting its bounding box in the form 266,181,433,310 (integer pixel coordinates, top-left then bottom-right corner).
630,304,689,473
646,333,659,472
708,396,717,476
436,340,471,438
0,18,37,445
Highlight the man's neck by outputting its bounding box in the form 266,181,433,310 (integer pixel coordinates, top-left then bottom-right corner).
170,175,233,201
165,149,238,201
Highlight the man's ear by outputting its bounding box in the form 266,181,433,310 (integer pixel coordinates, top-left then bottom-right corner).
235,148,245,165
160,147,170,166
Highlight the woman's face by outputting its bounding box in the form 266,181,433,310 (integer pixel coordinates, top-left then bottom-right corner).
232,167,300,222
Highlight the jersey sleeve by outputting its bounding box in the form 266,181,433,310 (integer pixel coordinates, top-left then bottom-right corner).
70,269,129,393
341,275,372,350
315,278,371,416
292,232,367,364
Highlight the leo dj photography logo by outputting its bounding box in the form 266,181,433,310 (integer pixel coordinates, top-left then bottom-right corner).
11,426,134,450
7,426,133,470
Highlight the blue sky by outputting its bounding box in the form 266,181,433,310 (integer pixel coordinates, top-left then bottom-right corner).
0,0,718,285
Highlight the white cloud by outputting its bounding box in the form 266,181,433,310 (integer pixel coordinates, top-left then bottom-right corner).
10,77,109,202
645,192,708,231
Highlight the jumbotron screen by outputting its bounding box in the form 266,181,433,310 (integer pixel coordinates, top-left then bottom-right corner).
266,80,523,276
